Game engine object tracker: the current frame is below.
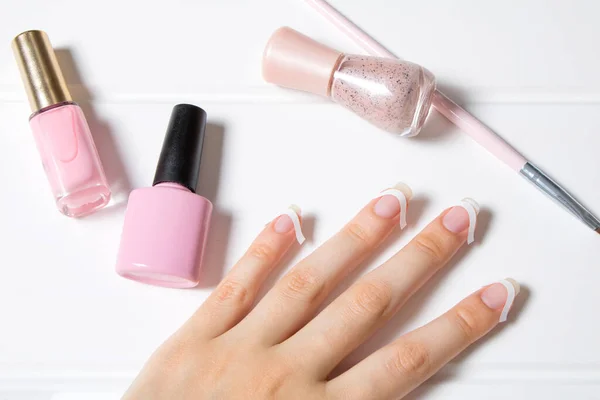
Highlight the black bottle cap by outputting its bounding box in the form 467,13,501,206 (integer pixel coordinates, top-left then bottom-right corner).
153,104,207,192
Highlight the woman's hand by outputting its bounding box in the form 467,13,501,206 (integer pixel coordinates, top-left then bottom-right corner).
123,184,520,400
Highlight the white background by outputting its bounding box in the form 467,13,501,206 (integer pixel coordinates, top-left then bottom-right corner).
1,1,599,399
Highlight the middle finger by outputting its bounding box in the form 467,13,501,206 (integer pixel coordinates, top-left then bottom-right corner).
284,200,478,377
235,183,412,345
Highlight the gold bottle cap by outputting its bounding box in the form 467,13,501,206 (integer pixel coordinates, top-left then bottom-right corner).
12,30,72,113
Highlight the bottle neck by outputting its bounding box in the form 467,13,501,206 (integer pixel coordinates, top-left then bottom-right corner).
154,182,192,192
29,101,78,120
262,27,344,98
326,54,346,97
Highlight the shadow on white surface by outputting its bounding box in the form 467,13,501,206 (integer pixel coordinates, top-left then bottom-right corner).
474,207,493,244
196,123,227,201
436,83,470,105
199,208,233,288
195,122,235,288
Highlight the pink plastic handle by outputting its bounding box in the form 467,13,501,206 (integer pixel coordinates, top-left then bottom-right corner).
304,0,527,171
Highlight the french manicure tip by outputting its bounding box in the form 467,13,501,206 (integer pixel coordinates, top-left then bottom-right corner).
283,205,305,245
393,182,413,201
498,278,519,323
378,184,410,229
289,204,302,216
504,277,520,296
461,197,480,215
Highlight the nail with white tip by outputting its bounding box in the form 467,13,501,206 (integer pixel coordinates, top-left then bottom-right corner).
442,197,480,244
481,278,520,323
374,182,412,229
274,205,305,244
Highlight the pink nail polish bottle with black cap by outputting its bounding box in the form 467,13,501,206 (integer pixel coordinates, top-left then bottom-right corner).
116,104,213,288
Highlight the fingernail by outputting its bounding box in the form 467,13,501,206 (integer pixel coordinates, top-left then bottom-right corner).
442,198,480,243
274,214,294,233
374,196,401,219
274,205,306,244
374,183,412,226
444,205,470,232
481,278,520,322
274,205,301,233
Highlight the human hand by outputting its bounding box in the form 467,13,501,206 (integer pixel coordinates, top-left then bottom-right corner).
123,184,520,399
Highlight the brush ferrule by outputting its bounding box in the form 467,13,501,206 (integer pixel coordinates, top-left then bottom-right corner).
520,163,600,231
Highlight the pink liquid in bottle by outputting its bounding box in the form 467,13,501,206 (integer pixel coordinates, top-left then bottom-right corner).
30,103,111,217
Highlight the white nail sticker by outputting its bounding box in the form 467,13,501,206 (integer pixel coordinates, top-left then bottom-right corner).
283,208,306,245
458,199,478,244
378,188,408,229
498,279,517,323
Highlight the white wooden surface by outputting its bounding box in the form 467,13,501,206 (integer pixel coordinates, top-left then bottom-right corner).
1,1,599,398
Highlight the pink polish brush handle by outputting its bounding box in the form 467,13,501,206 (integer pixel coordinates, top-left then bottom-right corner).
431,91,527,170
303,0,600,232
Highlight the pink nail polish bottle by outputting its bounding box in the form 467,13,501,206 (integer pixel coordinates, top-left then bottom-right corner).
262,27,436,137
116,104,213,288
12,30,111,217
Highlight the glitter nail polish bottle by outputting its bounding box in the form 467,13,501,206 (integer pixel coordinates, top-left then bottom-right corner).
262,27,436,137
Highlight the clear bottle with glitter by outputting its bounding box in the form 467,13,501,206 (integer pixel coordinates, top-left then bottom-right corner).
262,27,436,137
